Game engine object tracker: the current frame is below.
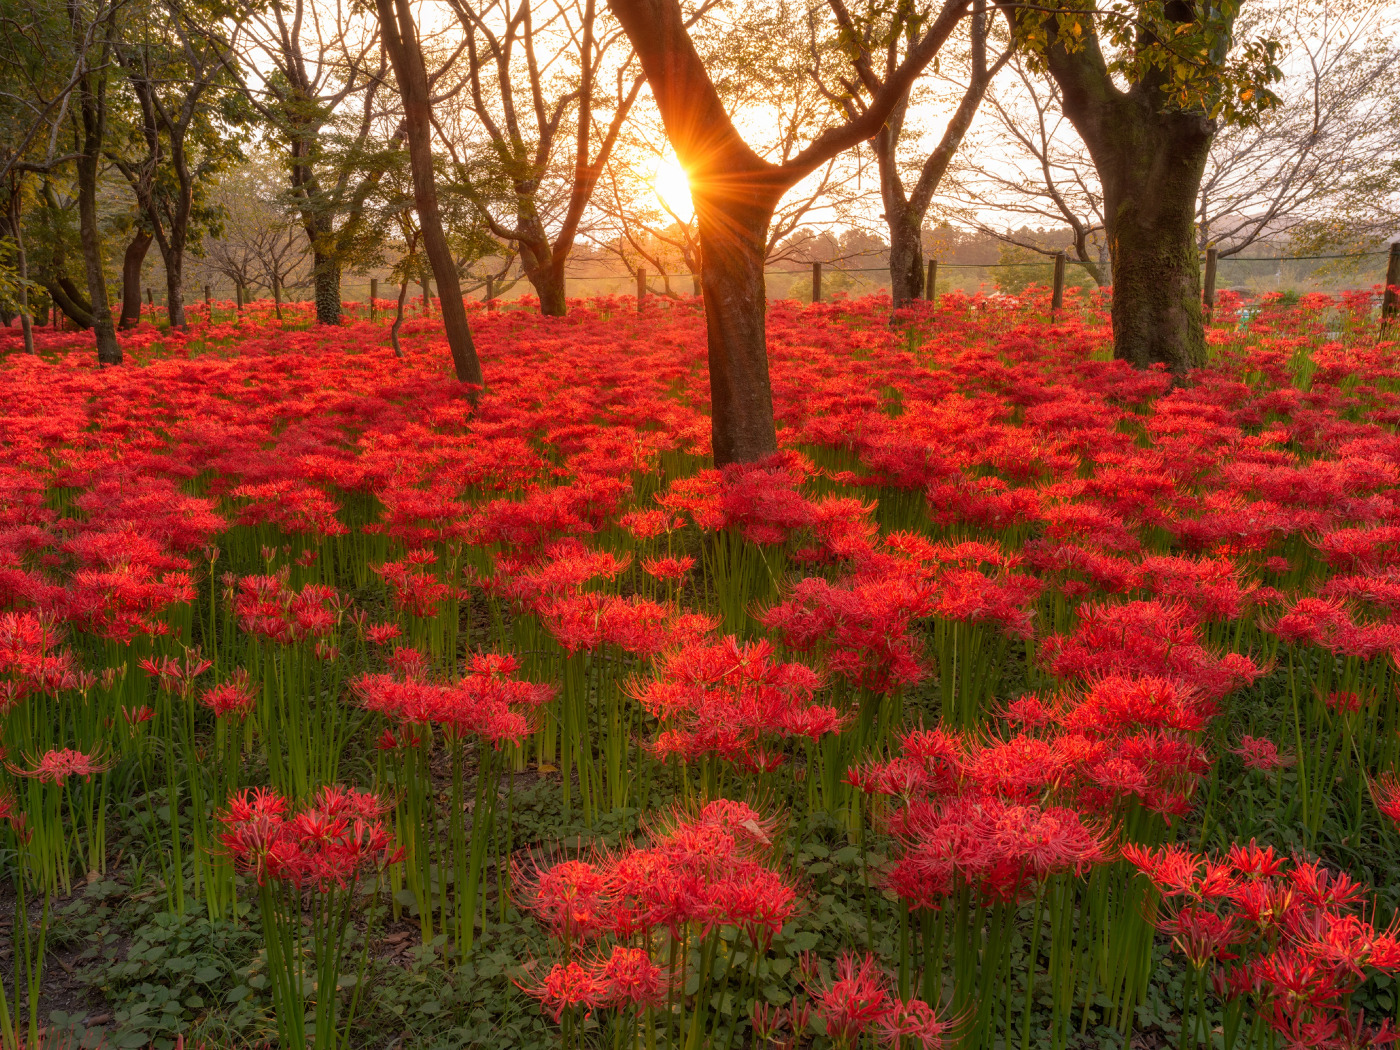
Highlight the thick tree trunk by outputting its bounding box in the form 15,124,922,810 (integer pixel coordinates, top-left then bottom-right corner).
312,245,342,325
1100,116,1212,374
694,192,779,466
120,229,152,329
376,0,483,395
888,211,925,306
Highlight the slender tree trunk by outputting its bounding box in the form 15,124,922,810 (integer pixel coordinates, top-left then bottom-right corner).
376,0,483,395
9,186,34,353
1099,116,1212,373
120,229,152,329
693,190,779,465
76,155,121,363
164,245,186,329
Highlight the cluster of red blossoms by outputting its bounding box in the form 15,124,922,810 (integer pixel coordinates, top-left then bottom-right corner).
517,800,797,945
217,785,401,890
1126,840,1400,1047
801,951,958,1049
352,648,554,745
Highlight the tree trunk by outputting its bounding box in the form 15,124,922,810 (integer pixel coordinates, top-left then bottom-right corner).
888,210,924,306
164,246,186,329
535,266,567,316
120,229,152,329
1100,116,1212,374
77,142,120,364
694,192,779,465
376,0,483,395
312,245,342,325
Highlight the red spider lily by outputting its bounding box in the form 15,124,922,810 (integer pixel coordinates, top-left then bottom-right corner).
201,668,258,719
517,961,607,1022
139,649,214,694
217,785,400,890
1234,735,1291,772
641,554,695,582
7,747,110,784
1371,773,1400,825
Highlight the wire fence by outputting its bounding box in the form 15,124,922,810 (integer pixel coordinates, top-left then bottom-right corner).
153,250,1395,316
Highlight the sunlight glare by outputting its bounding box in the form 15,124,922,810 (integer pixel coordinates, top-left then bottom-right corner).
652,157,694,220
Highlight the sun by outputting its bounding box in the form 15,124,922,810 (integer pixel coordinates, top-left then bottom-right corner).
651,157,693,220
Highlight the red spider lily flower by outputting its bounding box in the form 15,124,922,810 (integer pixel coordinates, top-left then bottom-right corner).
138,649,214,694
122,704,156,726
1372,773,1400,826
642,554,695,582
1234,735,1291,772
366,622,402,645
1160,905,1242,968
592,945,667,1008
875,997,960,1048
201,668,258,719
8,747,110,784
803,951,894,1043
517,961,607,1022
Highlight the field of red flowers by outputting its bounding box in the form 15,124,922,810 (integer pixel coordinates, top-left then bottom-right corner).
2,288,1400,1050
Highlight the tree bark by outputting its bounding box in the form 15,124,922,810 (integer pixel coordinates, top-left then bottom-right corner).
694,190,780,464
72,1,121,364
1044,20,1215,375
120,229,152,329
888,214,925,305
1099,114,1211,371
376,0,483,395
311,225,343,326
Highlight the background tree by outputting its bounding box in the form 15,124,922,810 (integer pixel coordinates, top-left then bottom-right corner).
110,0,245,329
830,0,1013,305
373,0,484,391
238,0,400,325
196,154,313,304
606,0,972,464
1013,0,1283,374
438,0,645,315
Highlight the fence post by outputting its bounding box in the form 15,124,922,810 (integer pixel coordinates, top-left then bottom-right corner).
1051,252,1066,313
1203,247,1218,319
636,266,646,314
925,259,938,303
486,276,495,309
370,278,378,320
204,284,211,317
146,287,153,307
812,261,822,304
1383,242,1400,329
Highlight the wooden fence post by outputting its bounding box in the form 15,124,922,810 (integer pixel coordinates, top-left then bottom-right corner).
636,266,646,314
370,278,378,320
1203,247,1219,319
204,284,211,317
1051,252,1066,312
925,259,938,303
812,261,822,304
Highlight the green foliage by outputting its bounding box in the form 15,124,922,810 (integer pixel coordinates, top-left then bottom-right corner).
1015,0,1285,125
